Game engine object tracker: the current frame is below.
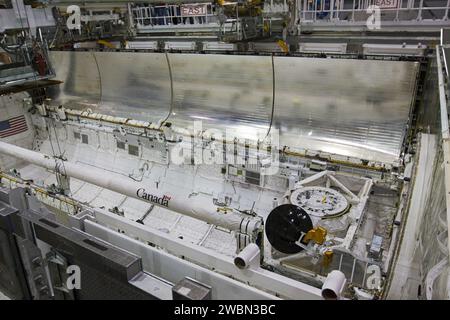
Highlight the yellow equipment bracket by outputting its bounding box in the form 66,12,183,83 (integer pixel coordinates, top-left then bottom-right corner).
323,250,334,267
277,40,289,53
97,40,115,49
303,226,327,245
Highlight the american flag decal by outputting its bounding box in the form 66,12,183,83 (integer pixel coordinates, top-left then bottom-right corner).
0,115,28,138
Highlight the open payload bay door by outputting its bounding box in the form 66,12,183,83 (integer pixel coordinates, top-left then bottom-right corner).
47,51,420,165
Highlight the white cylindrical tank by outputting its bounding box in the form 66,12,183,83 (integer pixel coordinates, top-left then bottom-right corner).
56,106,67,120
234,243,260,269
272,197,278,208
288,174,297,190
36,104,47,116
321,270,347,300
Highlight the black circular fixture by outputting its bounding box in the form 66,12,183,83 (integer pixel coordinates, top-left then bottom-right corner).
265,204,313,254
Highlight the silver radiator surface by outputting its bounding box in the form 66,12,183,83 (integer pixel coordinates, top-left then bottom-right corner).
48,51,419,163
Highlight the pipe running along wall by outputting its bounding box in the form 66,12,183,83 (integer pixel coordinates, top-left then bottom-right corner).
0,141,262,234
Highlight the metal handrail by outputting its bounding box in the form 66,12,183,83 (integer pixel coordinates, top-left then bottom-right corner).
299,0,450,23
131,3,217,28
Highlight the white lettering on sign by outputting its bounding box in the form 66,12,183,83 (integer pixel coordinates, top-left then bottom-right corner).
181,4,207,17
66,5,81,31
373,0,398,9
